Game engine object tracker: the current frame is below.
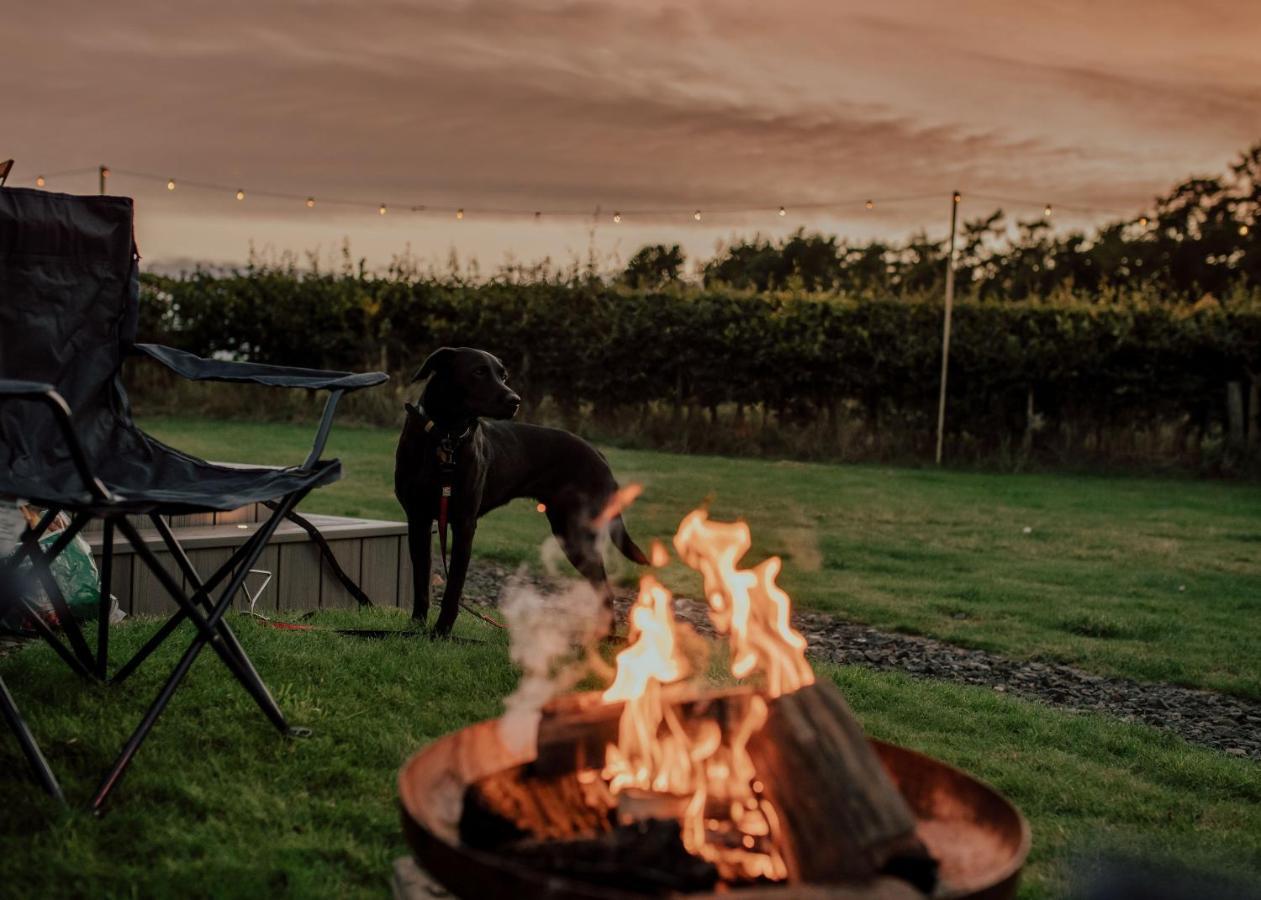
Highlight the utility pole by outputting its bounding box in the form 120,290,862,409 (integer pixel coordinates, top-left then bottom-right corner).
935,191,960,465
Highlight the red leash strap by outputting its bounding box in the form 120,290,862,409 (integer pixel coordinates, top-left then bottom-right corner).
438,487,451,576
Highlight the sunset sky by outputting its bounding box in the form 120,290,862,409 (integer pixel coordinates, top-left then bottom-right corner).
6,0,1260,273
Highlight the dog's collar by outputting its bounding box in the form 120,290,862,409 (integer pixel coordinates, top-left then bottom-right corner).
405,402,476,446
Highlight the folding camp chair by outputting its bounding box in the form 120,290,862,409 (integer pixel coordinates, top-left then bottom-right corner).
0,187,388,810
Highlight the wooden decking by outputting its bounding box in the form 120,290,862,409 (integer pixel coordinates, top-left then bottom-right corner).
83,504,412,616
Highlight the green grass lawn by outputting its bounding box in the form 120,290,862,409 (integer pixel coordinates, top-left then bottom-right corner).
143,416,1261,699
3,418,1260,897
0,610,1258,899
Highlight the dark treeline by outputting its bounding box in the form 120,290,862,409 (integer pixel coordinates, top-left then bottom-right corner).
623,143,1261,302
129,144,1261,474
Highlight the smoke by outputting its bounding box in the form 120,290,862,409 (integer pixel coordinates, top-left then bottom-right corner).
497,569,611,756
499,483,648,754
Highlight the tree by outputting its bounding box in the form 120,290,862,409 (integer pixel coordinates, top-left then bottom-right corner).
621,244,685,288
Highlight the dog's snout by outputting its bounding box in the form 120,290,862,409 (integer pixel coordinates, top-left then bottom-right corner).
505,392,522,413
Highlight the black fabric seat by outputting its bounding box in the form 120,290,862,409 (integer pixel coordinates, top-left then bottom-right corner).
0,186,388,809
1,440,341,514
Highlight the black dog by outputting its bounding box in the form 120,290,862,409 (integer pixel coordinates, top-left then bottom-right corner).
395,347,648,636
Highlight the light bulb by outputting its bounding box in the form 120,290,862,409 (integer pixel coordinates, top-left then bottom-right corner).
235,189,245,201
778,206,786,217
1242,224,1251,236
952,192,961,204
693,210,702,221
456,208,464,220
379,203,387,216
100,167,110,178
1138,216,1148,227
167,179,176,191
865,200,874,210
35,175,45,187
306,197,316,208
1043,204,1052,217
613,212,621,223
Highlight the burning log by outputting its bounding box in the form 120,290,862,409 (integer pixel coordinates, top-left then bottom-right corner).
459,766,719,894
531,686,753,777
492,681,936,893
488,819,720,894
460,765,615,844
746,680,937,892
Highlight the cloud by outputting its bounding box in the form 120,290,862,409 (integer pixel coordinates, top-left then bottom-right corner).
4,0,1258,265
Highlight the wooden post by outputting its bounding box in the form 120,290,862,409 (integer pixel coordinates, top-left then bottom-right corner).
935,191,960,466
99,165,108,195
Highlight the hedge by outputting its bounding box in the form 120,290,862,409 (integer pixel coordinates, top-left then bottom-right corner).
137,272,1261,465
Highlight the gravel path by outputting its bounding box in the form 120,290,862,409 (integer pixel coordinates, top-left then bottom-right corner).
5,564,1256,761
464,564,1261,761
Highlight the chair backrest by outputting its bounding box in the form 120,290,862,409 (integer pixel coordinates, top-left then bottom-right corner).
0,188,139,480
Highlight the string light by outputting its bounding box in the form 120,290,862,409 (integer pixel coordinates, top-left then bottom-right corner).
44,166,1157,230
1242,224,1251,236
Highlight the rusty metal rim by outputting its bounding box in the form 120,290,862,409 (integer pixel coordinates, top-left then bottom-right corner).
871,740,1031,899
398,712,1031,900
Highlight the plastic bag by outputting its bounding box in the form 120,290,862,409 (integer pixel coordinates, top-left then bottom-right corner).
1,504,121,630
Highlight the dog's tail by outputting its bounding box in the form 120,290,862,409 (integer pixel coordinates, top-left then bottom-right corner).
608,514,650,565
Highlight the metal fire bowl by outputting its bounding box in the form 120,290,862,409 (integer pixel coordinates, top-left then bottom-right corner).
399,710,1030,900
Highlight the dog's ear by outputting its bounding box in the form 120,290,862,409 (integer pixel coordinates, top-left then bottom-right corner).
411,347,456,384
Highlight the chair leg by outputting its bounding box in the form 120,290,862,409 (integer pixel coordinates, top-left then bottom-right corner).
9,594,94,679
113,520,289,734
0,509,91,679
110,513,255,684
109,608,187,685
21,512,98,674
0,676,64,803
147,515,285,727
95,520,114,680
90,495,307,811
264,502,373,608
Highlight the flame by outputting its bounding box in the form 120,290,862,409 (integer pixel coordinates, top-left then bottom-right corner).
603,576,686,705
595,508,813,882
674,510,813,697
649,539,670,567
593,483,643,529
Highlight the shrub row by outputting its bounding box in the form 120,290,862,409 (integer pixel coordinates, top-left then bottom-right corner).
137,272,1261,465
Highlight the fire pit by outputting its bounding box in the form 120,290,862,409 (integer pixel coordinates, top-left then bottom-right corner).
399,509,1030,899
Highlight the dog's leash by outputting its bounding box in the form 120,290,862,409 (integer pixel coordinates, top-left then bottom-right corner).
436,433,456,577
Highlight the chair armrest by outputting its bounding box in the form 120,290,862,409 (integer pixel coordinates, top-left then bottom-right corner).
133,344,389,393
0,382,111,501
0,379,58,398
